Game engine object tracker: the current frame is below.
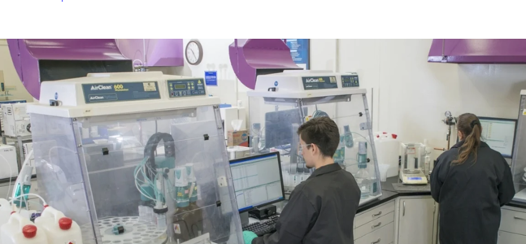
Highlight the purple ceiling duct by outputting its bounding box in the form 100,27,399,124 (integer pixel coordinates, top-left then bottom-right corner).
7,39,132,99
7,39,184,100
229,39,302,90
428,39,526,63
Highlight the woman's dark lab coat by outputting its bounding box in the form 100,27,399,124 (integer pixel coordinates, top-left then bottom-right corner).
431,141,515,244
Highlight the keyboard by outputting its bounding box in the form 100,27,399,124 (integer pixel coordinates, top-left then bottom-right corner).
242,215,279,236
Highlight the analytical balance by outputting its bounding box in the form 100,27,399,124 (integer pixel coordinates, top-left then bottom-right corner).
399,142,429,185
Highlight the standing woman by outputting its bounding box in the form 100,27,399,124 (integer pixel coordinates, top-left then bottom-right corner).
431,113,515,244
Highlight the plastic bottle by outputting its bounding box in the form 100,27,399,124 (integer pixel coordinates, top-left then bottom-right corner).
34,206,83,244
356,142,372,199
344,125,354,148
333,136,345,165
0,198,11,228
356,166,372,199
423,139,432,176
174,166,190,208
155,213,167,230
172,166,192,243
1,212,48,244
252,123,261,154
186,164,198,203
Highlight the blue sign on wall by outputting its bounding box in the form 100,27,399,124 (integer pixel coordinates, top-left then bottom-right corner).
285,39,310,70
205,71,218,86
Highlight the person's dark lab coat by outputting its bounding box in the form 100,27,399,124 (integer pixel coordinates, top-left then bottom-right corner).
252,163,361,244
431,141,515,244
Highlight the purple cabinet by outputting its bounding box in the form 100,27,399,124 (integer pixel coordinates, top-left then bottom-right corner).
7,39,131,99
7,39,184,99
428,39,526,63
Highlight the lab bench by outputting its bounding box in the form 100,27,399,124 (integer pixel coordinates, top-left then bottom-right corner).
246,175,526,244
352,177,436,244
356,176,526,244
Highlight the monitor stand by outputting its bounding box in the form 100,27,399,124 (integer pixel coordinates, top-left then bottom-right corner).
240,212,249,226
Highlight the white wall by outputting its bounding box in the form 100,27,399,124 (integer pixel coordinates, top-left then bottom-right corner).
334,39,526,159
310,39,337,71
180,39,247,107
0,39,34,101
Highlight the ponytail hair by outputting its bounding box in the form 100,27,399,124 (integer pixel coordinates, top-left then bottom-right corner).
453,113,482,165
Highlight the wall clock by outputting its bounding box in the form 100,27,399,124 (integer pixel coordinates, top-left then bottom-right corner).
185,39,203,65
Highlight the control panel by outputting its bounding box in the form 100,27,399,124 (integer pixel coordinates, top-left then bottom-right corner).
167,79,206,98
341,73,360,88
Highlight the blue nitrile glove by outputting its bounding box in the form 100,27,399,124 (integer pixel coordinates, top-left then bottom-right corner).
243,231,258,244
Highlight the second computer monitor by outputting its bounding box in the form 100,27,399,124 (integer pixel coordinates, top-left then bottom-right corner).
229,152,285,213
479,117,517,158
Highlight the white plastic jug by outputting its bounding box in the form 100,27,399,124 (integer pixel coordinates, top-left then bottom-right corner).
374,132,400,177
1,212,48,244
0,198,13,244
0,198,12,227
34,206,83,244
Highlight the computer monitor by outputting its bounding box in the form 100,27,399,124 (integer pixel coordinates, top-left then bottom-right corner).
229,152,285,213
479,117,517,158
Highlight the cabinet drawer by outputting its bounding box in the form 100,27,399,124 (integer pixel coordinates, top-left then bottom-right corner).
498,231,526,244
354,212,395,240
500,208,526,234
355,201,395,228
355,222,394,244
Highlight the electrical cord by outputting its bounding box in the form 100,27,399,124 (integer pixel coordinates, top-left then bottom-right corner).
9,193,47,211
16,198,43,213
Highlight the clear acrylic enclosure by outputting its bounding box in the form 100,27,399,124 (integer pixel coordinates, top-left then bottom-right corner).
512,92,526,203
248,93,383,204
31,105,243,244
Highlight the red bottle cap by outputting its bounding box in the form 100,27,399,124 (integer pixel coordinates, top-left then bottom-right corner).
22,225,37,238
59,217,73,230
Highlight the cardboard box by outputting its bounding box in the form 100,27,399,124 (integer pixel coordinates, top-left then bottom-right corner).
227,130,249,147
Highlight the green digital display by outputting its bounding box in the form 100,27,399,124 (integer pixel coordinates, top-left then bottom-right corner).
167,79,206,98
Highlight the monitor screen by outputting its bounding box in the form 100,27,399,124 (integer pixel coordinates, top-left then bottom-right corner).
229,152,285,213
479,117,517,158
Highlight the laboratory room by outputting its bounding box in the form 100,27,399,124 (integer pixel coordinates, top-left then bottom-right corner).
1,3,526,243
